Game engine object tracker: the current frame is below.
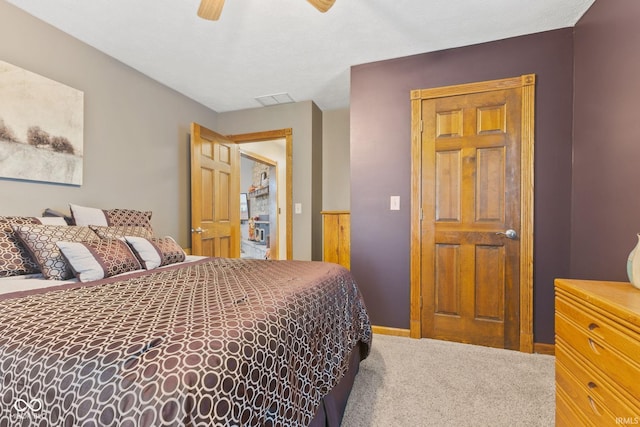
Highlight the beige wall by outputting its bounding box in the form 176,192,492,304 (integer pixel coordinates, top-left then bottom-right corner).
0,2,350,259
322,108,350,210
0,1,219,248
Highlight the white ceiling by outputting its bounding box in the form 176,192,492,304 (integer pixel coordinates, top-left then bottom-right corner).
6,0,595,113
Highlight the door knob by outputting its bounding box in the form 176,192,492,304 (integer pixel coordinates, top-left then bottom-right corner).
191,227,203,234
496,229,518,239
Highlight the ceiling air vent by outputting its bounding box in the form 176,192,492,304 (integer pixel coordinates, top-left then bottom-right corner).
255,93,295,107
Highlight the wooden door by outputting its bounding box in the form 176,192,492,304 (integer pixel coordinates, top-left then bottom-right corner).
190,122,240,257
410,75,535,351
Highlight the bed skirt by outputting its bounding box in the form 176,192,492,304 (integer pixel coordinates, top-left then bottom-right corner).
309,341,365,427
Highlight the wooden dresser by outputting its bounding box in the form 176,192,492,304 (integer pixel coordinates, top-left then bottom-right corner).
555,279,640,426
321,211,350,269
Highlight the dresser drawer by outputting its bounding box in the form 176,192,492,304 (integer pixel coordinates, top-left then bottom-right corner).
556,295,640,363
556,339,640,418
555,311,640,400
556,375,604,427
556,381,598,427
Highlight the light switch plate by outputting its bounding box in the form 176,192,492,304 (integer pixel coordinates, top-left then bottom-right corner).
295,203,302,214
390,196,400,210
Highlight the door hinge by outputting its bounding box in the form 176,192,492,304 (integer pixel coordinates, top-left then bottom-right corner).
420,209,423,221
420,120,424,133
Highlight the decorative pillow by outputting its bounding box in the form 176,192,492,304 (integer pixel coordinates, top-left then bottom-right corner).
124,236,186,269
89,225,153,240
57,239,142,282
70,204,153,230
12,225,98,280
0,216,68,278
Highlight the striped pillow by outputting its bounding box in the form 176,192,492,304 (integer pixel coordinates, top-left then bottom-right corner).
57,239,142,282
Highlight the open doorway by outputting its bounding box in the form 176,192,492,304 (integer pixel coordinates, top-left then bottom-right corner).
240,150,280,259
228,129,292,260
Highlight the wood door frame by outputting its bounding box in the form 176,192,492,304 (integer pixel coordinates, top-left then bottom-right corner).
409,75,535,352
227,128,293,260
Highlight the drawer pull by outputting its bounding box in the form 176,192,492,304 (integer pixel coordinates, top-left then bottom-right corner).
587,396,601,416
588,322,599,331
587,381,597,389
587,338,601,354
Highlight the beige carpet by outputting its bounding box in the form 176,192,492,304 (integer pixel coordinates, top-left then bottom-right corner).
341,334,555,427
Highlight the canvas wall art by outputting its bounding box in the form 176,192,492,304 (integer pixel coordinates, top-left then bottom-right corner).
0,60,84,185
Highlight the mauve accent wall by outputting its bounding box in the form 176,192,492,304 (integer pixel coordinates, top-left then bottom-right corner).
572,1,640,281
351,29,574,344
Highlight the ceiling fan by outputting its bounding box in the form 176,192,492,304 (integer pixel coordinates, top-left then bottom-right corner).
198,0,336,21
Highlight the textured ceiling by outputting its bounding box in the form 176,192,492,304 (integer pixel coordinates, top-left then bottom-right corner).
6,0,595,112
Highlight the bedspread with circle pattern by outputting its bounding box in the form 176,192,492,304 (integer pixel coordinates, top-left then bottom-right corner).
0,257,371,426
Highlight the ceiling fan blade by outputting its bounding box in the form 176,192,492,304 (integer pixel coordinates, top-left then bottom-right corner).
198,0,225,21
307,0,336,13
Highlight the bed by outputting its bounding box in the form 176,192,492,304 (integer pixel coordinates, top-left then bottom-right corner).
0,211,371,426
